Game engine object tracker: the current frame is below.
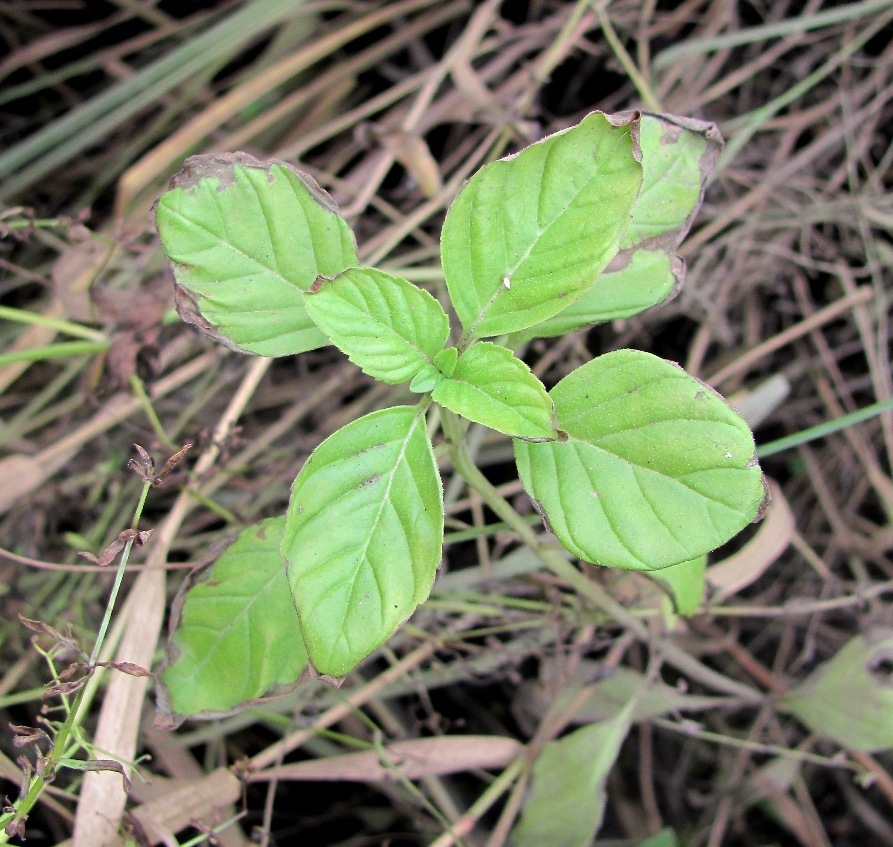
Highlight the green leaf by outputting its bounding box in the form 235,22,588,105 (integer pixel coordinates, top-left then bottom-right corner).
515,350,767,570
158,517,308,718
512,702,634,847
620,112,720,251
304,268,450,384
514,113,721,341
431,342,556,440
156,153,357,357
434,347,458,377
780,631,893,752
647,555,706,616
409,364,444,394
282,405,443,677
510,250,681,343
441,112,643,339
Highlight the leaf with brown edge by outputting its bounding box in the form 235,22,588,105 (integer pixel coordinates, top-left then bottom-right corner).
155,153,358,357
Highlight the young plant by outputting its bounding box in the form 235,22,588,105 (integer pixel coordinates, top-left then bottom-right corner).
154,111,767,718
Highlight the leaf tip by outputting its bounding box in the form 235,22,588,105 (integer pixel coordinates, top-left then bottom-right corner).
604,108,643,163
308,663,346,688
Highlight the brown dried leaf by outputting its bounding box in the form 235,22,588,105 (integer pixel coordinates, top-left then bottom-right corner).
155,443,192,483
34,757,55,781
253,735,523,783
104,327,162,387
129,444,155,481
44,662,99,698
75,759,132,795
4,815,26,839
18,616,83,655
9,724,49,748
81,527,154,568
55,662,88,682
92,275,171,332
127,767,242,845
44,678,89,698
51,233,116,322
81,536,126,567
78,551,103,565
97,661,153,678
128,443,192,488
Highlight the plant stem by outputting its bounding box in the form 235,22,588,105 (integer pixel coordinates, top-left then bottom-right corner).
89,482,152,664
757,396,893,458
129,374,178,451
427,756,525,847
0,305,107,342
592,1,662,112
440,410,765,703
0,480,152,841
0,341,109,367
440,409,648,638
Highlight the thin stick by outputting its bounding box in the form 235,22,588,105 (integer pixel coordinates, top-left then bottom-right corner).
706,286,873,386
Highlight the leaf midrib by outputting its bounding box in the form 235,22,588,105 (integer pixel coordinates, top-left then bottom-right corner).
165,203,300,289
471,123,635,332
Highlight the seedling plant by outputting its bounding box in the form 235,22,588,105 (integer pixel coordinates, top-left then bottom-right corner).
153,110,767,718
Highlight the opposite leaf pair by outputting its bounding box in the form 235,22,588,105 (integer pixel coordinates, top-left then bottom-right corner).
304,268,556,440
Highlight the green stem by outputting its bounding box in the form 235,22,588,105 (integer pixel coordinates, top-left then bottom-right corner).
0,217,76,232
592,1,662,112
183,487,242,526
440,410,647,638
89,482,151,664
757,396,893,458
440,409,764,703
0,305,107,342
0,480,152,840
129,373,177,451
0,341,108,367
427,756,525,847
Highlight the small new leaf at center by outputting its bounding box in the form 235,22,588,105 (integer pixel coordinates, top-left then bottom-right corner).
304,267,450,384
432,343,556,440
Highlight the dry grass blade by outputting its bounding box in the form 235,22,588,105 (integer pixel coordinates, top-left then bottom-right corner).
71,358,270,845
250,736,523,783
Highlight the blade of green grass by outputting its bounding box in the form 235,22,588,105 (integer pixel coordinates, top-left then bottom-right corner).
0,341,109,366
757,397,893,458
716,9,893,173
0,305,106,342
654,0,893,69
